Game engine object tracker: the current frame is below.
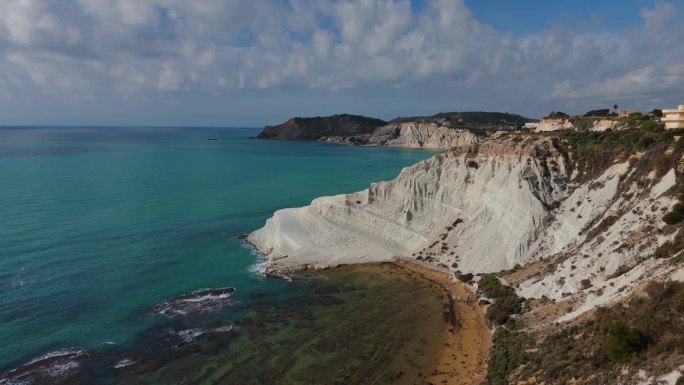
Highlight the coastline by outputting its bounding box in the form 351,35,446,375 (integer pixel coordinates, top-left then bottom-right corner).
391,259,491,385
248,231,492,384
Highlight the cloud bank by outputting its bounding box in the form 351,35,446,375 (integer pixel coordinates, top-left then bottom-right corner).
0,0,682,124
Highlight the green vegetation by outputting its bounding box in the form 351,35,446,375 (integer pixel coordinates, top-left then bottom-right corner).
663,198,684,225
563,127,684,182
479,275,525,325
627,112,653,121
392,111,534,127
584,109,610,117
653,235,684,258
546,111,569,119
637,120,659,132
663,210,684,225
492,281,684,384
602,321,650,362
485,326,533,385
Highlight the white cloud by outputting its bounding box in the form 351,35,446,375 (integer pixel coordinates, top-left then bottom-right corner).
0,0,682,118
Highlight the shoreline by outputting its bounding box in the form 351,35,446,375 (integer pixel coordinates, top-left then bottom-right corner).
1,259,491,385
246,235,492,384
391,259,491,385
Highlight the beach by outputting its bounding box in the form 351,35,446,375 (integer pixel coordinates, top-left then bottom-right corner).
392,259,491,385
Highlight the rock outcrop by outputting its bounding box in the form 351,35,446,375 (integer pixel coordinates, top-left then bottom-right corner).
367,121,479,149
249,136,569,273
535,117,624,132
249,134,682,322
535,118,574,132
257,114,387,140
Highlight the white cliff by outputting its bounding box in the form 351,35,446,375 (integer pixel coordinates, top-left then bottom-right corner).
249,134,682,323
535,117,624,132
249,136,568,273
535,118,574,132
368,121,479,149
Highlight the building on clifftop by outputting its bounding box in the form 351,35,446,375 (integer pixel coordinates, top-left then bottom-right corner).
662,105,684,129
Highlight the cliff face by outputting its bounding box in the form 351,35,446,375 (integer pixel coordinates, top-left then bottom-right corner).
535,117,623,132
249,133,682,323
249,136,568,273
535,118,574,132
367,121,479,149
256,114,387,140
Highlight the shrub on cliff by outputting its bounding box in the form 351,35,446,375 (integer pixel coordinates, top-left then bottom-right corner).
485,327,533,385
563,127,684,183
652,235,684,259
479,275,524,325
663,211,684,225
663,203,684,225
602,321,650,362
639,121,659,132
495,281,684,383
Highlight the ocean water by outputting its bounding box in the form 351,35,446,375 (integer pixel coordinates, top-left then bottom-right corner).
0,127,435,376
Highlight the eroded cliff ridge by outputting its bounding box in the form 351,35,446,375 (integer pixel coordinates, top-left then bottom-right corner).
250,135,565,271
367,121,479,149
249,131,683,321
250,128,684,383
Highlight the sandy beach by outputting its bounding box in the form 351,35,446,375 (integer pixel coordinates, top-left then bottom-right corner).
392,260,491,385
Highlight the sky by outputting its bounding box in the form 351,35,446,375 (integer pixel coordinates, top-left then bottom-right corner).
0,0,683,126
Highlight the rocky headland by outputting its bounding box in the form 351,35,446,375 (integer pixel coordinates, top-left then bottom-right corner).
256,114,387,140
257,111,536,149
250,127,684,384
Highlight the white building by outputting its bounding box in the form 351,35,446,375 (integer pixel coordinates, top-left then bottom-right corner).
662,105,684,129
523,122,539,130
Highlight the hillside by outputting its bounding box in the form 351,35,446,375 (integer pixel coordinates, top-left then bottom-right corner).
257,111,536,147
250,127,684,384
256,114,387,140
390,111,536,126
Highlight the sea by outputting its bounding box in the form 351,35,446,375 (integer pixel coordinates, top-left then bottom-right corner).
0,127,440,384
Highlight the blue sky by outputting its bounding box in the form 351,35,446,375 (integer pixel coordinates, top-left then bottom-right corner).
0,0,682,126
464,0,654,34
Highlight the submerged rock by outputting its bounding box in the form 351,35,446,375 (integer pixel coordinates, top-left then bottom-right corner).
151,287,236,317
0,348,88,385
166,324,235,344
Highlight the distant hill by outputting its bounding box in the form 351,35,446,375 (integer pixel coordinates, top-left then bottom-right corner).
257,114,387,140
390,111,536,126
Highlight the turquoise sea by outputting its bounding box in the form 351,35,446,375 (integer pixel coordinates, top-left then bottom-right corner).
0,127,434,378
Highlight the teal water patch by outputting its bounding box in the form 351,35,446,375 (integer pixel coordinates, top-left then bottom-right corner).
0,127,434,370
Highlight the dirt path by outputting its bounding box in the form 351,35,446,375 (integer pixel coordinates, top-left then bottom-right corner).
393,260,491,385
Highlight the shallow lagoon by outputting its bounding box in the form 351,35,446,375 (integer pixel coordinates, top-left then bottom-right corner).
73,264,449,385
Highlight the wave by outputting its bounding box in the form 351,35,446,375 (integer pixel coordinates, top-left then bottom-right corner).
151,287,236,317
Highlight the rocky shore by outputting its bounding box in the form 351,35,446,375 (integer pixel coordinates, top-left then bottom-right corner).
248,131,682,323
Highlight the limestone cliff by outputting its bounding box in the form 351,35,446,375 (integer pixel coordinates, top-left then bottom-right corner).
249,133,683,323
249,136,568,273
535,118,574,132
367,121,479,149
